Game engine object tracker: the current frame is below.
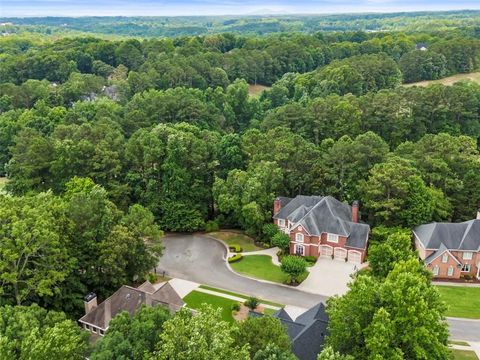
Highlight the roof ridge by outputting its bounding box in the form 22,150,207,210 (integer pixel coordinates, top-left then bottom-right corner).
458,220,475,249
295,196,326,231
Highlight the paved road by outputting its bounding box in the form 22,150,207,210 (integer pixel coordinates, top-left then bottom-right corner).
157,234,327,308
157,234,480,341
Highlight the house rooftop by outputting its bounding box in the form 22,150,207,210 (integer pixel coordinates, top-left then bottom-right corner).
274,195,369,249
79,281,184,331
414,219,480,252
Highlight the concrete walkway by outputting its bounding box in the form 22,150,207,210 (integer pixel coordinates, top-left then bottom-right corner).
195,287,281,310
240,247,281,266
167,278,200,298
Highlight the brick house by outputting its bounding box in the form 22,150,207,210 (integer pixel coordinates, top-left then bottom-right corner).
273,195,370,263
413,213,480,280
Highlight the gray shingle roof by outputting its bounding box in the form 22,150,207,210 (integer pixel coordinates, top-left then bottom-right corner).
79,281,184,330
271,303,328,360
273,195,370,249
414,219,480,251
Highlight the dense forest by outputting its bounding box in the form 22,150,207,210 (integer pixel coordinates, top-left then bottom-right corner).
2,10,480,36
1,11,480,359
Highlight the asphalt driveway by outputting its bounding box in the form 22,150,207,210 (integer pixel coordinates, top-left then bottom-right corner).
157,234,480,341
157,234,327,308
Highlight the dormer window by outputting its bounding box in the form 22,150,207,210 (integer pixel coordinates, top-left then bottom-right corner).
327,233,339,243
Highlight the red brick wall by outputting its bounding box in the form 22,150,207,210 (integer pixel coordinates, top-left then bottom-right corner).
427,252,461,279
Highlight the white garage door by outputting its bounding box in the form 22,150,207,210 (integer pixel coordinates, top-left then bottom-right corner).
334,247,347,261
348,250,361,264
319,245,333,257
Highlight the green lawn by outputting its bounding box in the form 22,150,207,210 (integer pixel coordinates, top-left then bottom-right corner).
451,349,479,360
230,254,310,284
183,290,238,323
436,286,480,319
198,285,283,307
209,231,263,252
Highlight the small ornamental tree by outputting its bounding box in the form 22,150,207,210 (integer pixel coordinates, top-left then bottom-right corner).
272,232,291,253
244,297,259,311
262,223,279,244
280,256,307,284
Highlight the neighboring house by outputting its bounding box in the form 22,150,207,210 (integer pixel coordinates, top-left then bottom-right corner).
414,213,480,280
416,42,428,51
79,281,185,336
273,195,370,263
250,303,328,360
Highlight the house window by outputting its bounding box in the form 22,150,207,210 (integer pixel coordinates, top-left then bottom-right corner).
461,264,471,272
295,245,305,256
327,233,339,243
463,252,473,260
296,233,304,243
447,266,454,277
278,219,285,227
92,327,97,334
100,330,105,336
442,253,448,263
432,265,439,276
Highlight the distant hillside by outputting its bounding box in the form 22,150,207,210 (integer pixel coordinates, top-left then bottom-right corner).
1,10,480,37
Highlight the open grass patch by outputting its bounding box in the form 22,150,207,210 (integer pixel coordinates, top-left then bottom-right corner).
450,340,471,346
183,290,238,323
209,231,263,252
403,72,480,88
436,286,480,319
451,349,479,360
248,84,270,97
198,285,283,307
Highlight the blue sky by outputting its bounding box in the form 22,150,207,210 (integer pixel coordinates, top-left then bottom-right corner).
1,0,480,17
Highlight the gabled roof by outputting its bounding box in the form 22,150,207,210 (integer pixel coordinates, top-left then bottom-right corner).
424,243,461,265
79,281,184,330
274,195,370,249
414,219,480,252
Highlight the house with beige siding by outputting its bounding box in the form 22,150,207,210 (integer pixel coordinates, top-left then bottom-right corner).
413,213,480,280
273,195,370,263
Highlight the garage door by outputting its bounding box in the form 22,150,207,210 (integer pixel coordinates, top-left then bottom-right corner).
348,250,361,264
334,247,347,261
319,245,333,257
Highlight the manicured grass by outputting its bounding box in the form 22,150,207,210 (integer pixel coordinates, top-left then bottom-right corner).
198,285,283,307
183,290,238,323
209,231,263,252
230,255,288,283
436,286,480,319
263,308,277,316
450,341,471,346
451,349,479,360
403,72,480,88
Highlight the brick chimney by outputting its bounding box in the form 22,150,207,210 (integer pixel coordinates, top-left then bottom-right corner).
352,201,359,223
274,197,282,215
84,292,97,314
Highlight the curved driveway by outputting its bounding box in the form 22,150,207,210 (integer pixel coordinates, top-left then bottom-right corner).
157,234,327,308
157,234,480,341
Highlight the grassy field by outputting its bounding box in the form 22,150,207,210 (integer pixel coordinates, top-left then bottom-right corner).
403,72,480,87
198,285,283,307
209,231,263,252
183,290,238,323
248,84,270,97
436,286,480,319
451,349,479,360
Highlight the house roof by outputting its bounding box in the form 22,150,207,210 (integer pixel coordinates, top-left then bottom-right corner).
79,281,184,330
414,219,480,252
274,195,370,249
271,303,329,360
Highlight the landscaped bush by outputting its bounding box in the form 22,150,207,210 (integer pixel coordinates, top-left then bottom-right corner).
272,232,291,253
280,255,308,284
261,223,279,244
244,297,259,310
229,244,242,253
146,272,157,283
228,254,243,263
205,220,220,232
304,255,317,264
231,302,241,312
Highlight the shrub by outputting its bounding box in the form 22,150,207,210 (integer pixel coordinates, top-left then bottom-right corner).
205,220,220,232
244,297,259,310
261,223,279,244
280,256,307,284
272,232,291,252
146,273,157,283
304,256,317,264
228,254,243,263
229,244,242,253
231,302,241,312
